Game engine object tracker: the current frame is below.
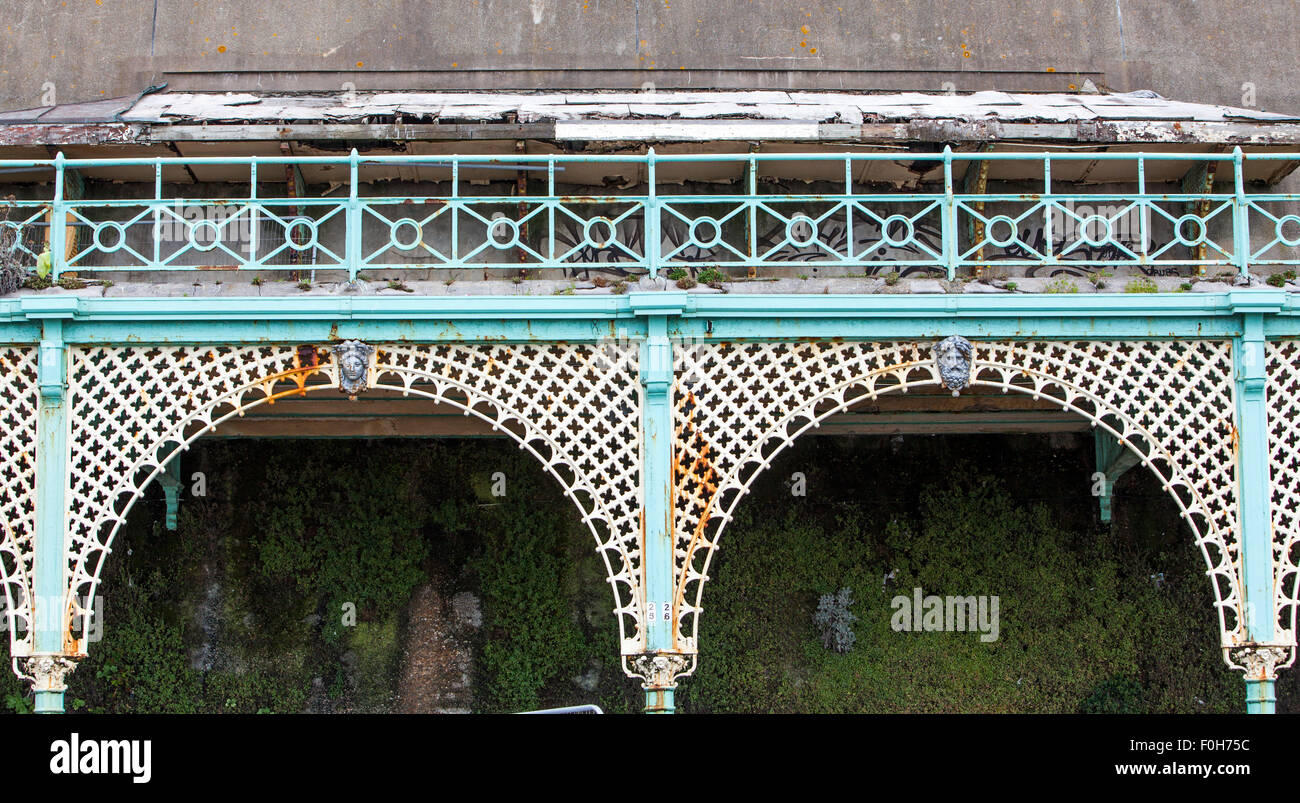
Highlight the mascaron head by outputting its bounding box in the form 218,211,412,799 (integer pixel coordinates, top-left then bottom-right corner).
932,336,973,395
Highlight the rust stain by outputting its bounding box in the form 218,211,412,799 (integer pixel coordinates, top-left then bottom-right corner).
669,389,719,650
295,343,319,369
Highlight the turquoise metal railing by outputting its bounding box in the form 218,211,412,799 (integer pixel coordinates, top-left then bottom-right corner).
1,147,1298,280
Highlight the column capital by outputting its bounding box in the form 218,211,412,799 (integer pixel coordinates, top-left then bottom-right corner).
1231,645,1291,682
21,654,77,694
629,652,693,690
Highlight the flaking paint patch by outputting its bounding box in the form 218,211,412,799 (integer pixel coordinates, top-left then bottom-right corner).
530,0,545,24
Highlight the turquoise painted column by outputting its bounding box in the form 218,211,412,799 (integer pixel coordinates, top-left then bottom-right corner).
1231,294,1283,713
158,458,183,531
346,148,360,282
1093,430,1139,524
31,315,73,713
631,292,688,713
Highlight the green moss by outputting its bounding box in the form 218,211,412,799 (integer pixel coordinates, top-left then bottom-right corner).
347,615,402,712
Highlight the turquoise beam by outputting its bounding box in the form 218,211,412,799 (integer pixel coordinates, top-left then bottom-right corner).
32,317,70,714
0,292,1295,347
1235,310,1278,714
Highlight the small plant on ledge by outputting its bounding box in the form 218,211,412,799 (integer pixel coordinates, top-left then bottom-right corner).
1043,277,1079,294
697,267,727,287
1124,277,1158,293
1266,270,1296,288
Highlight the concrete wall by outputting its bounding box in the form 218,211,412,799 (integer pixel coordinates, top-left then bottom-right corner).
0,0,1295,113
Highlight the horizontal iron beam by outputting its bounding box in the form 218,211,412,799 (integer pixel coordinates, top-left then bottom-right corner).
0,291,1292,343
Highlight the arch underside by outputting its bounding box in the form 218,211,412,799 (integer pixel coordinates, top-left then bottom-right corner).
59,342,646,662
671,339,1246,669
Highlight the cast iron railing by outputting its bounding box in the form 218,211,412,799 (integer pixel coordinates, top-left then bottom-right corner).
0,147,1297,280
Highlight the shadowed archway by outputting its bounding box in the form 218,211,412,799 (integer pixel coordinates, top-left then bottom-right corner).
669,339,1244,684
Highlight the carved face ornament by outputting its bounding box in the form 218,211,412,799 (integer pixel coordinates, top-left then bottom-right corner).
933,335,974,396
332,340,375,398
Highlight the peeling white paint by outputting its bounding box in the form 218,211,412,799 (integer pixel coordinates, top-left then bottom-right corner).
120,89,1300,128
555,119,822,141
530,0,545,24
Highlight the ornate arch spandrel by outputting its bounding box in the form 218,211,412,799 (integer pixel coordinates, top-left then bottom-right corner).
671,339,1243,669
57,341,646,668
0,346,38,664
1265,340,1300,671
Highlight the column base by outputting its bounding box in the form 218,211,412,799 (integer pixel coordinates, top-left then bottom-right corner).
644,687,675,714
1245,678,1275,714
33,689,65,715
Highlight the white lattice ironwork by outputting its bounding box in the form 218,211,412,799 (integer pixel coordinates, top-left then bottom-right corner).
1265,340,1300,670
0,346,38,661
672,339,1243,664
62,342,644,657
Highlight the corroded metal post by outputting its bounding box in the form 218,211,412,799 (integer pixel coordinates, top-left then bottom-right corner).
1231,147,1250,281
632,291,686,712
1232,293,1283,712
346,148,360,282
942,146,956,281
30,311,73,713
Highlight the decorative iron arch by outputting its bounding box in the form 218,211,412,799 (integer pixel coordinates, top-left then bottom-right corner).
0,346,39,663
57,341,647,665
670,339,1244,672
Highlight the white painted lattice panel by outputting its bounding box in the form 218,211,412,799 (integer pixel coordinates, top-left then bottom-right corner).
0,347,38,659
64,342,644,657
1266,340,1300,668
672,339,1242,665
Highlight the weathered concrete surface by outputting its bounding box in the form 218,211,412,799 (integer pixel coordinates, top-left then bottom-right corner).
395,580,476,714
1,1,1296,113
